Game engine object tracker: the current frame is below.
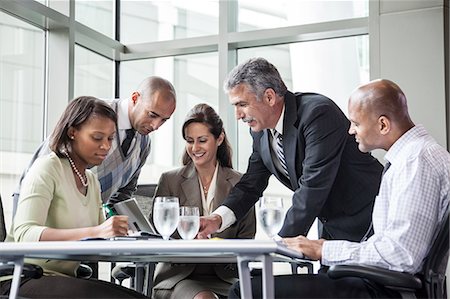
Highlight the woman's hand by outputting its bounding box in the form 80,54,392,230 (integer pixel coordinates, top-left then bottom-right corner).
95,215,129,238
283,235,325,261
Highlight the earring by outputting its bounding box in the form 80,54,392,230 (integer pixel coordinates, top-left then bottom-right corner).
70,136,74,140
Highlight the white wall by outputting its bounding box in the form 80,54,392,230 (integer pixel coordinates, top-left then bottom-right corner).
371,0,448,148
371,0,450,290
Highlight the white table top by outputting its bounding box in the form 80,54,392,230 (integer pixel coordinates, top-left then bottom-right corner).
0,239,304,263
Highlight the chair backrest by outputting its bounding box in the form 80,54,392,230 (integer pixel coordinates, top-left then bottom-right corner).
133,184,157,219
0,194,7,242
420,208,449,298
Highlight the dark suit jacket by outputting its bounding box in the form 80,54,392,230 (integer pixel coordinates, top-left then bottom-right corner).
223,91,383,241
152,163,256,290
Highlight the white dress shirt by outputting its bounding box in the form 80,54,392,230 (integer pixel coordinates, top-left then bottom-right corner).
198,163,219,216
117,98,136,148
322,125,450,273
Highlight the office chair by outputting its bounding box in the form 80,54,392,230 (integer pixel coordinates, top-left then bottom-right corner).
0,194,44,298
328,208,449,299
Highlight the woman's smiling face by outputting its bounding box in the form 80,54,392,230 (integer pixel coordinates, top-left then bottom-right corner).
184,122,222,168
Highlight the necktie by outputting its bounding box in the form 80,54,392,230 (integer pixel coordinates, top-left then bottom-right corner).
273,130,289,178
121,129,135,155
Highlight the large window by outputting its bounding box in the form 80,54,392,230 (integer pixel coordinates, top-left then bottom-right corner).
74,45,115,99
238,0,368,31
121,0,219,44
0,10,45,227
76,1,114,38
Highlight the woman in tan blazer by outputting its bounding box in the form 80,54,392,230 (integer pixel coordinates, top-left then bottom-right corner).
151,103,256,299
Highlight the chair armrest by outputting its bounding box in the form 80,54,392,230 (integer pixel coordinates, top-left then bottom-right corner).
111,264,136,282
76,264,93,279
0,263,43,279
328,265,422,291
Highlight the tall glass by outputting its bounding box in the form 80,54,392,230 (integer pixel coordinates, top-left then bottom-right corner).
258,197,286,239
153,197,179,240
177,206,200,240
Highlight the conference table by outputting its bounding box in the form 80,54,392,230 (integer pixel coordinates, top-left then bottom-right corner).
0,239,305,299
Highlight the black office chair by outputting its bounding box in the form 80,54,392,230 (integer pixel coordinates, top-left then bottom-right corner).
0,194,44,298
328,208,449,299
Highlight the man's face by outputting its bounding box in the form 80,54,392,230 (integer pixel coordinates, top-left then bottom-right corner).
130,90,176,135
228,84,274,132
348,99,381,153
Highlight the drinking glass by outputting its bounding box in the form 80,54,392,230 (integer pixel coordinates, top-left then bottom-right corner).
258,197,286,239
153,197,180,240
177,206,200,240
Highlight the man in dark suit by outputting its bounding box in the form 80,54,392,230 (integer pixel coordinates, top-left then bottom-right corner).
198,57,383,242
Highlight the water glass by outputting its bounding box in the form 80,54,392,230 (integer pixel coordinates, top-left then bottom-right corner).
258,197,286,239
153,197,180,240
177,206,200,240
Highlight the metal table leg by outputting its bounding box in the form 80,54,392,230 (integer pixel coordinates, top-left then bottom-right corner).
237,256,253,299
237,254,275,299
261,254,274,299
134,262,145,294
9,258,24,299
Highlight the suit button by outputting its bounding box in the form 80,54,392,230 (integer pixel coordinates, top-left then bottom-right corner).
321,217,327,223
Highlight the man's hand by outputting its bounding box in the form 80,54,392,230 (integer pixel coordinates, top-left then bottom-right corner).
283,235,325,261
197,214,222,239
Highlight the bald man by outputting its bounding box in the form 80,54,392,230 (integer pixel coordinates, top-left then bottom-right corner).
229,79,450,298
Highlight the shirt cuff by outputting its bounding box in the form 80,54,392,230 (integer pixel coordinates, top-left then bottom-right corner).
321,240,353,266
213,206,236,233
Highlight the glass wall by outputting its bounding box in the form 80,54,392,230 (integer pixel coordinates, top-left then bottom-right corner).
0,10,45,227
75,0,115,38
120,0,218,44
238,0,368,31
74,45,115,99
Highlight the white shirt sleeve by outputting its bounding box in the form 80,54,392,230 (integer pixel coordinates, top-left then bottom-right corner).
213,205,237,232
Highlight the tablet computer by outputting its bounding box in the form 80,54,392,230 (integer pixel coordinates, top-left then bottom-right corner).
113,198,160,237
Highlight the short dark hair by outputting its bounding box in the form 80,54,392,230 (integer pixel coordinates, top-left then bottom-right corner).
50,96,117,157
181,103,233,168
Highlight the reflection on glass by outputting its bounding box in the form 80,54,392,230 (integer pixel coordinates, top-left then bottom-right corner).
75,0,114,38
120,52,218,175
74,45,114,99
238,0,368,32
121,0,218,44
236,35,368,172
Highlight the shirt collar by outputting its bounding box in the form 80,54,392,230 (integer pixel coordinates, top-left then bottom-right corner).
117,98,132,131
272,104,285,136
384,124,426,164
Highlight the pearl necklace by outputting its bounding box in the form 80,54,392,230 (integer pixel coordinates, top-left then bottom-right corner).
63,151,88,187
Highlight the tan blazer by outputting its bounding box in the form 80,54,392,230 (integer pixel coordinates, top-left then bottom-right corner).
151,163,256,290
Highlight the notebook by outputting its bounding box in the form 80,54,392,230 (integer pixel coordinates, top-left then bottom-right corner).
113,198,160,238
